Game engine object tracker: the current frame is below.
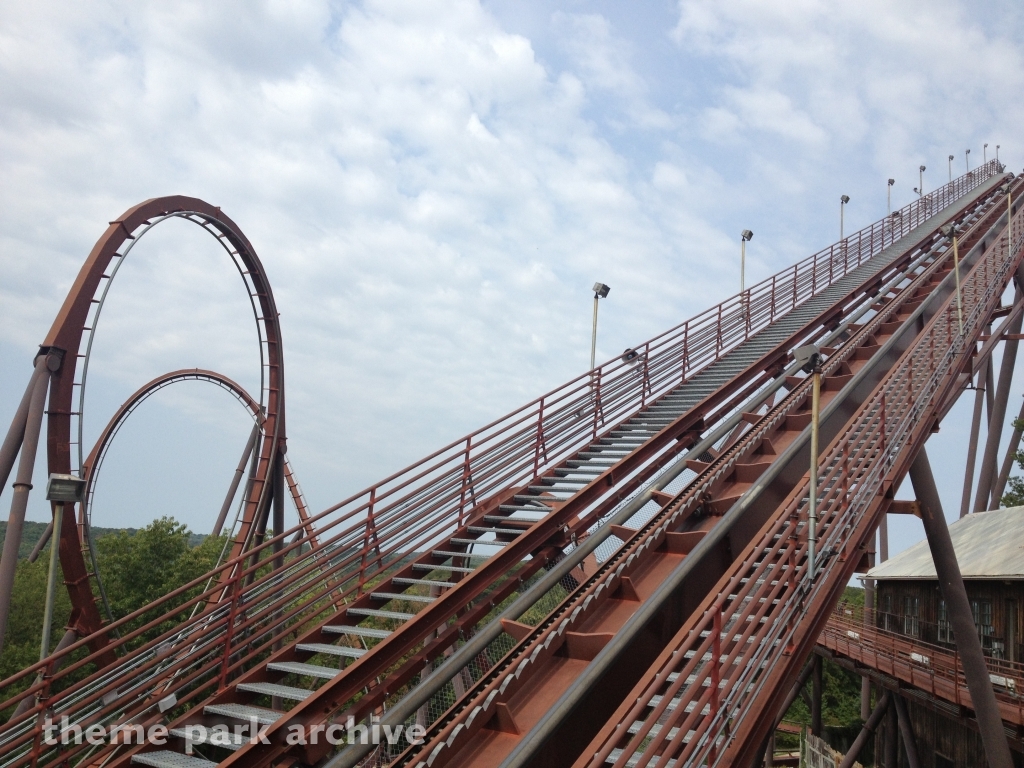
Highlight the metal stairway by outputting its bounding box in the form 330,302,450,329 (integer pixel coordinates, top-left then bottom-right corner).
0,162,1008,768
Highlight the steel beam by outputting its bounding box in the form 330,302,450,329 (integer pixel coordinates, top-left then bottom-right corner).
992,392,1024,506
910,448,1013,768
961,362,990,517
893,694,921,768
0,356,47,500
214,419,261,536
0,355,49,657
975,292,1024,512
838,692,890,768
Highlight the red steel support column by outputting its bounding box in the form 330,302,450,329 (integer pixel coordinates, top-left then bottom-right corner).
961,362,990,517
0,356,48,498
893,694,921,768
910,448,1013,768
991,392,1024,506
0,354,50,657
838,692,890,768
975,301,1024,511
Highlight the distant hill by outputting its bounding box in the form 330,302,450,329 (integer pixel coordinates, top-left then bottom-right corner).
0,520,207,560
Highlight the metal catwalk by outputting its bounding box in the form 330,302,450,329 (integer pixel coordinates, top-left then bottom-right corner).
0,160,1019,768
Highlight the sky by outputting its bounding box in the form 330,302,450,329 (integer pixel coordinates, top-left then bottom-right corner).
3,0,1024,563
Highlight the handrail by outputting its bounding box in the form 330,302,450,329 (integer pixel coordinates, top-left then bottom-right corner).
822,610,1024,723
0,162,1001,767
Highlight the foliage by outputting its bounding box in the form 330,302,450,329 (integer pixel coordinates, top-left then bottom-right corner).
0,518,227,720
1000,418,1024,507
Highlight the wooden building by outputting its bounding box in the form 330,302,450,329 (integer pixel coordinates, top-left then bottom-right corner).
864,506,1024,767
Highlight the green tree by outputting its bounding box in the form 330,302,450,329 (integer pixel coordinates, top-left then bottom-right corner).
1001,418,1024,507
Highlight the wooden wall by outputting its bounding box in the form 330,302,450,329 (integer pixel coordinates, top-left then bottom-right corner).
875,579,1024,661
872,695,1020,767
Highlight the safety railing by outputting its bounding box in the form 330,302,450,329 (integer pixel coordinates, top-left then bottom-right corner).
0,162,1001,767
586,169,1020,768
821,610,1024,724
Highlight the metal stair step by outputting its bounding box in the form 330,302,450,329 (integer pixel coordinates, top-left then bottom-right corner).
393,577,456,588
467,526,523,536
371,591,435,603
322,625,392,639
203,703,282,725
236,682,311,701
347,607,416,620
169,727,247,751
431,550,484,560
413,563,476,574
267,661,340,678
133,751,217,768
298,642,367,658
450,537,507,547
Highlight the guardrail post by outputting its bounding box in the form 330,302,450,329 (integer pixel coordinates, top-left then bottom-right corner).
640,343,650,407
460,436,474,525
533,398,546,477
219,567,244,689
357,489,379,595
681,323,689,382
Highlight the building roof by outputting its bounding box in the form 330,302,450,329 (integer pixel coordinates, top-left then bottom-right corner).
868,506,1024,581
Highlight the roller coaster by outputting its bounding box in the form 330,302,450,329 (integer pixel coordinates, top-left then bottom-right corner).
0,160,1021,767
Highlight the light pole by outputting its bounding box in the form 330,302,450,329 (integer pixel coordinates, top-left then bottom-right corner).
919,165,926,197
840,195,850,241
966,148,971,172
40,474,85,661
997,145,1001,164
590,282,610,371
795,345,823,579
740,229,753,294
887,179,894,215
949,154,954,182
984,143,988,164
942,224,964,335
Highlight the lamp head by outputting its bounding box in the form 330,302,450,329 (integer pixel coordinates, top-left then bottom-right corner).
920,165,926,172
840,195,850,204
887,178,895,186
941,224,958,238
793,344,824,373
913,187,919,194
741,229,753,241
985,143,988,149
592,282,610,299
949,155,954,161
46,473,86,503
966,148,971,154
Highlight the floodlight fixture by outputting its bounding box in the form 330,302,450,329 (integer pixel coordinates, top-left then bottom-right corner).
741,229,753,241
592,282,610,299
45,474,86,504
793,344,824,373
887,178,895,186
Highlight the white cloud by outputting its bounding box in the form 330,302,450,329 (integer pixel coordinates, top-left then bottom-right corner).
2,0,1022,566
